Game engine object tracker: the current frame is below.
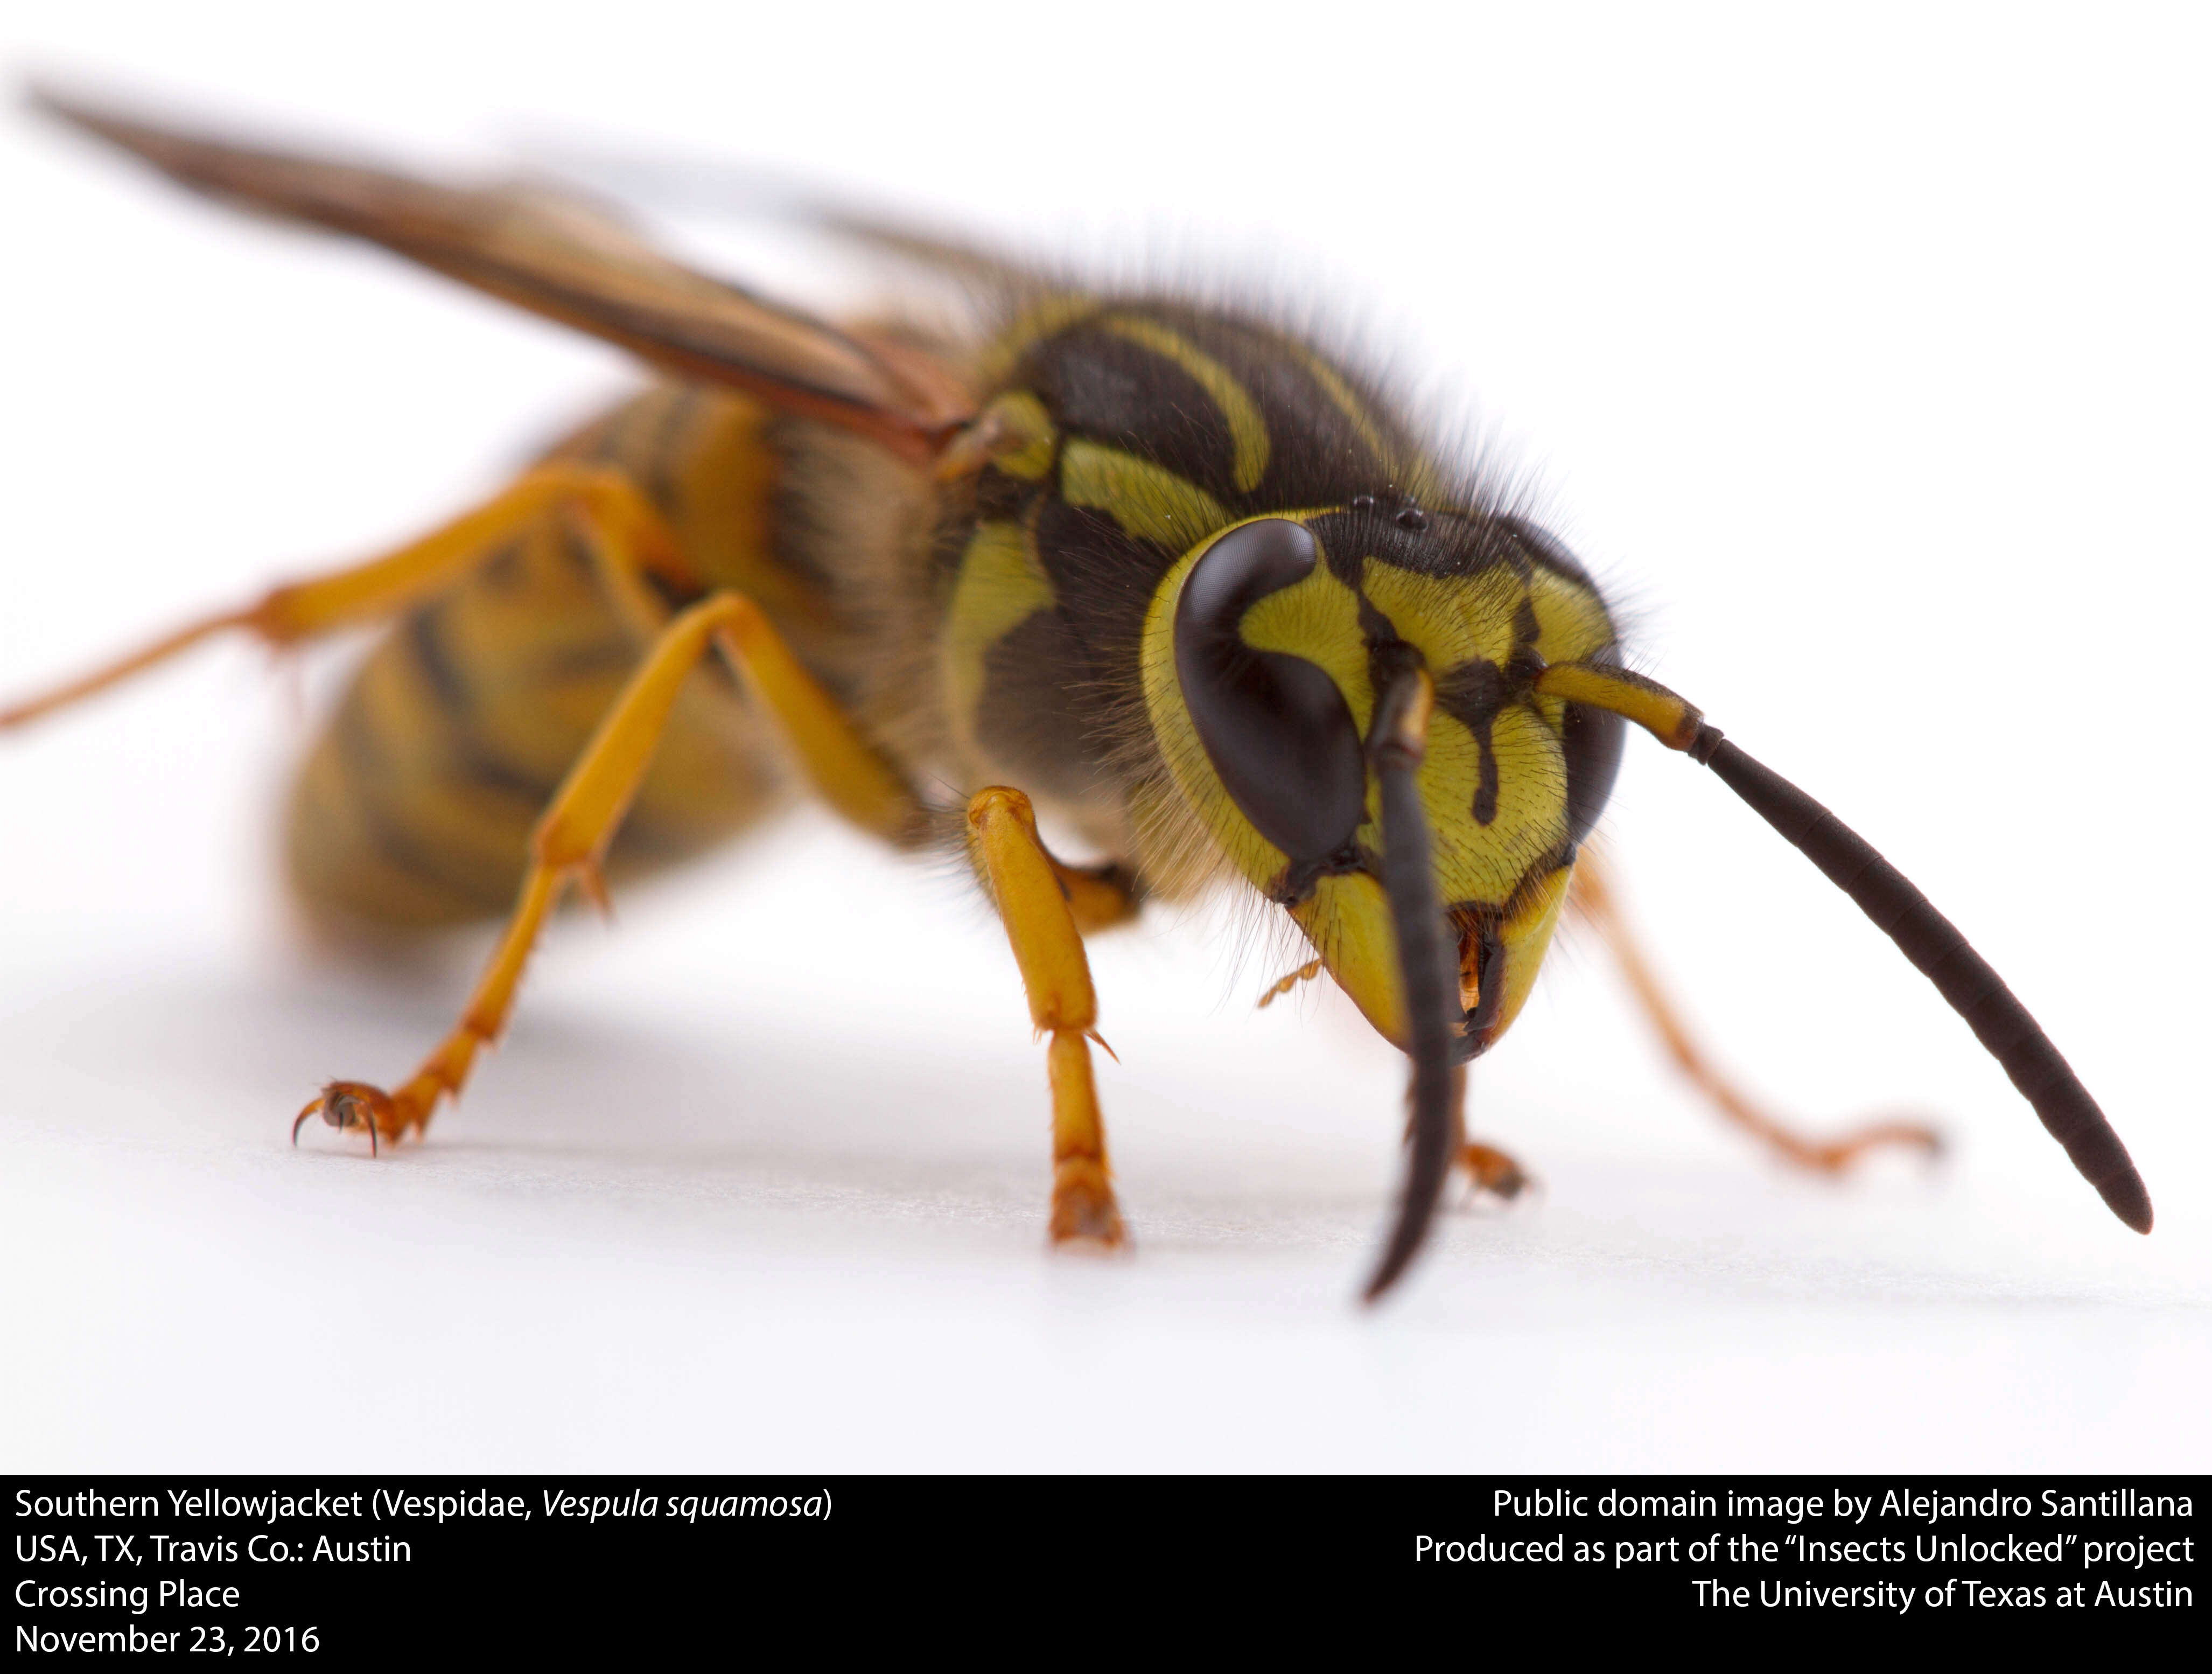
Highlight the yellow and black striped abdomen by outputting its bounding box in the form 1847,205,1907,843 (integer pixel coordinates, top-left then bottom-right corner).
287,386,803,931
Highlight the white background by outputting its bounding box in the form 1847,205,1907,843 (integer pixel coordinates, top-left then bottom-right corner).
2,2,2206,1471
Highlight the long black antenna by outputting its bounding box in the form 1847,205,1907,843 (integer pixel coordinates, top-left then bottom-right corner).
1535,661,2152,1234
1693,731,2151,1230
1363,664,1465,1301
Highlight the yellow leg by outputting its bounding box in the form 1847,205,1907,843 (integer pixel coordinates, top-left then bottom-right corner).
296,588,916,1148
1570,847,1941,1171
6,452,923,841
1,463,696,729
714,593,919,845
965,786,1126,1246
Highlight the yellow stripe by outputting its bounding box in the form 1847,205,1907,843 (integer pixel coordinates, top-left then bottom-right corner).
941,518,1055,750
1100,315,1270,494
1059,440,1229,548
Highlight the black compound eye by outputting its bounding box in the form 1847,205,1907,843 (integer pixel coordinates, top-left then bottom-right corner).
1560,654,1626,845
1173,519,1366,867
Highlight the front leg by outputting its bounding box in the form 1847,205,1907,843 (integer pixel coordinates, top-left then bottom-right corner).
965,787,1127,1246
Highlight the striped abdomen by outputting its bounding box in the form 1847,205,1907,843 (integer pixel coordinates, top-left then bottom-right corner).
287,386,808,930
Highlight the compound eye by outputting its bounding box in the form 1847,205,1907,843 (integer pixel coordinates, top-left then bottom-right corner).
1561,686,1625,846
1173,519,1366,867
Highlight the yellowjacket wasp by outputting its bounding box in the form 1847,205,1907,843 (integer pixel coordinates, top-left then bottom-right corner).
3,88,2151,1299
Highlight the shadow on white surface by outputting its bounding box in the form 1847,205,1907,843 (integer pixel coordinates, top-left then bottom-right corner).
5,874,2205,1472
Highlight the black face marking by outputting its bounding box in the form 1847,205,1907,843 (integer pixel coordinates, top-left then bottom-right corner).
1513,595,1542,650
1302,508,1515,584
1272,841,1371,907
1175,519,1367,869
1356,593,1398,654
1435,659,1509,827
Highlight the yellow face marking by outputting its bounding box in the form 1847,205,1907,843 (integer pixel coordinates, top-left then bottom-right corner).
1289,871,1406,1044
1361,561,1523,674
1489,863,1573,1042
1524,567,1613,662
1099,315,1270,494
1059,440,1230,547
941,518,1053,752
1434,706,1566,902
1238,564,1375,737
1141,512,1586,1056
1524,567,1617,729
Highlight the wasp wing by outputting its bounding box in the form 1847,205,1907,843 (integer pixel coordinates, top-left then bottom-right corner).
31,85,976,461
521,140,1051,294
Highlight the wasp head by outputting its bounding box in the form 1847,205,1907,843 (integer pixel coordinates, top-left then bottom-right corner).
1142,501,1626,1063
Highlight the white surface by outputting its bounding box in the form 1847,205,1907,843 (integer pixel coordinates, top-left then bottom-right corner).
3,2,2207,1471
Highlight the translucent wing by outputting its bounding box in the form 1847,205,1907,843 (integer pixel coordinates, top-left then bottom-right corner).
520,138,1051,293
31,85,977,462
